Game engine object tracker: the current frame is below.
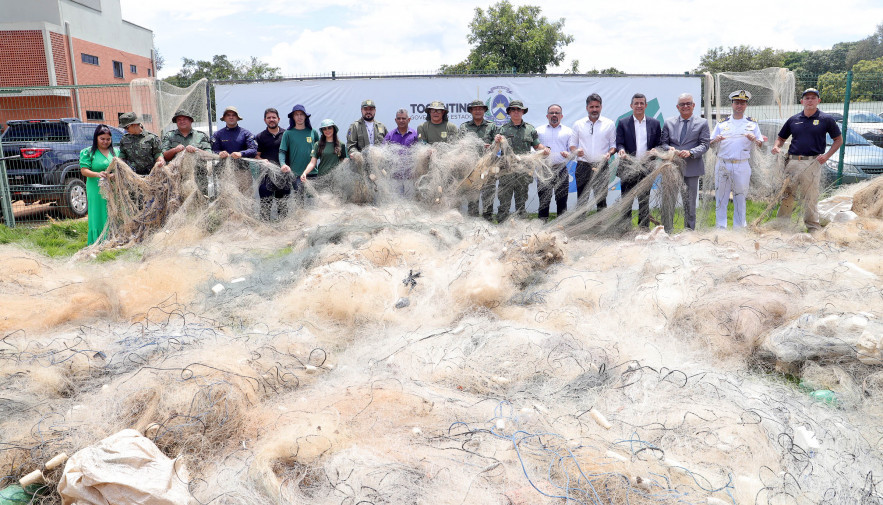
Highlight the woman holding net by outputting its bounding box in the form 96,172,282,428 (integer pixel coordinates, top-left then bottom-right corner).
300,119,347,186
79,125,119,245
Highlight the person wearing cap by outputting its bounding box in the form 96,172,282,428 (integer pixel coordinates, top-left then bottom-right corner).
118,112,164,176
573,93,617,212
660,93,710,232
417,101,459,144
280,105,319,205
212,106,258,195
710,90,765,229
771,88,842,232
384,109,419,197
301,119,347,181
346,99,388,154
493,100,547,222
161,109,211,161
459,99,498,218
255,107,287,220
211,106,257,159
536,104,574,221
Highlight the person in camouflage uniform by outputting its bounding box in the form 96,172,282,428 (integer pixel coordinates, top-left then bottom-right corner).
417,101,458,144
459,99,498,218
161,109,212,195
118,112,164,176
493,100,547,222
162,109,211,159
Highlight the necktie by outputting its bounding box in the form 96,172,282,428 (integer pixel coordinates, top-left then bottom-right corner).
679,118,689,144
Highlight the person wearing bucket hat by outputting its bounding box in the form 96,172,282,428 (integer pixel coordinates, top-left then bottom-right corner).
161,109,211,162
460,99,498,219
346,99,388,154
771,87,842,232
417,101,458,144
211,105,257,160
492,100,547,222
118,111,164,176
709,90,765,230
279,104,319,203
301,119,347,182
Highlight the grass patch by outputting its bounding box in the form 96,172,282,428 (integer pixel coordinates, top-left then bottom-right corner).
94,247,141,263
0,220,87,257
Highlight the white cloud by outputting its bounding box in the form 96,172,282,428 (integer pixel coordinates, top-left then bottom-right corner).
125,0,883,80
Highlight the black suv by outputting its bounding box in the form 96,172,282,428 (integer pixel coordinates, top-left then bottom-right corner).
1,118,123,218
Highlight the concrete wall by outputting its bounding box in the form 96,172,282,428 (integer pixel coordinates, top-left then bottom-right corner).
58,0,154,59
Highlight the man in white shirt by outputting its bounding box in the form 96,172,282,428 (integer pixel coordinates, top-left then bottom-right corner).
536,104,574,220
569,93,616,211
710,90,764,229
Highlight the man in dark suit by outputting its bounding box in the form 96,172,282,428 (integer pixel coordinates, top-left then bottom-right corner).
616,93,662,229
660,93,710,232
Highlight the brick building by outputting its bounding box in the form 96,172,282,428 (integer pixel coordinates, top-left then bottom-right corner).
0,0,156,128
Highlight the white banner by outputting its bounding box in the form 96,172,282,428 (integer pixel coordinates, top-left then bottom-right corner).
215,75,701,135
215,75,702,212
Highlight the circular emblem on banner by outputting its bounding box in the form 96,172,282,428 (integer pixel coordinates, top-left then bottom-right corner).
487,85,514,126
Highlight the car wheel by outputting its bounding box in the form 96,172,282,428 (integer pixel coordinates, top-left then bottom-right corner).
59,177,88,218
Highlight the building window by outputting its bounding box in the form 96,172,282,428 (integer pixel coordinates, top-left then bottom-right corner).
147,69,152,77
81,53,99,65
85,111,104,120
130,64,137,74
113,61,124,79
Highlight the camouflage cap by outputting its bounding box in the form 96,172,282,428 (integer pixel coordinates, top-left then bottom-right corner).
506,100,528,113
118,111,140,128
466,99,488,111
426,100,447,111
361,99,376,108
171,109,194,123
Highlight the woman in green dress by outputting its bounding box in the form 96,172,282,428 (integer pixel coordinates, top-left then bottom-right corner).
79,124,119,245
300,119,347,182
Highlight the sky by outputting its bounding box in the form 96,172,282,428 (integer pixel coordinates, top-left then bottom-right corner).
119,0,883,79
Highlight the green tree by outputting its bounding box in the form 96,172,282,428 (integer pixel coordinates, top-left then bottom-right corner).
164,55,281,88
846,23,883,69
817,71,848,102
586,67,625,75
694,45,785,73
851,56,883,101
439,1,573,74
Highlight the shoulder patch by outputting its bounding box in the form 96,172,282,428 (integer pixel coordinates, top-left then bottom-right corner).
718,116,729,123
746,116,756,122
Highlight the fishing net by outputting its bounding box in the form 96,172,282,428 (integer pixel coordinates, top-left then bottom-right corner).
2,130,883,505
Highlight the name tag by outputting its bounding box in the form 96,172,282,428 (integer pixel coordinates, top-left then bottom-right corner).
746,124,755,130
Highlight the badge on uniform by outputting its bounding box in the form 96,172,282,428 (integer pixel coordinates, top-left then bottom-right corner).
746,124,755,130
306,137,312,143
441,132,447,138
813,120,819,125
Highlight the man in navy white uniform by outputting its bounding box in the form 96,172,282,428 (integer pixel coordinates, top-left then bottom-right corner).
771,88,842,232
710,90,764,229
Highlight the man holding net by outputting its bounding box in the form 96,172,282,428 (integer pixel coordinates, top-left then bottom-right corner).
212,106,258,195
710,90,764,229
616,93,661,230
571,93,616,212
771,88,842,232
118,112,165,176
493,100,547,222
459,99,498,219
162,109,212,197
537,104,573,221
660,94,710,232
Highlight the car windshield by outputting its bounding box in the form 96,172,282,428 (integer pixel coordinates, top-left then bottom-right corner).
849,113,883,123
829,127,869,146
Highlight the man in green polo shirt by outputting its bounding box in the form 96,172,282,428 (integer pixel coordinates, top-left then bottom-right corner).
417,101,459,144
493,100,547,222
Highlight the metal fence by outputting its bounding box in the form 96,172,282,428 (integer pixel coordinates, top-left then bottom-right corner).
0,81,209,226
2,71,883,227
